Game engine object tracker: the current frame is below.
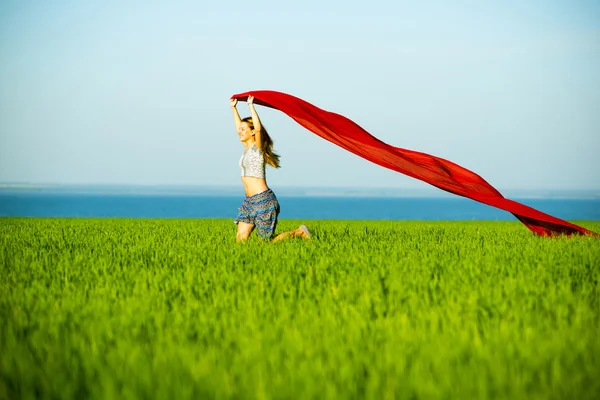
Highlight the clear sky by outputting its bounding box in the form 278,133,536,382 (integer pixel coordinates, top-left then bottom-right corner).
1,0,599,191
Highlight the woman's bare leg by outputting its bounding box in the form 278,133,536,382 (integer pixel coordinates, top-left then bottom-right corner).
236,221,255,242
272,225,311,242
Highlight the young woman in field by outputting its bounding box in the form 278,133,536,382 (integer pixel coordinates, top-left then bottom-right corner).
230,95,311,242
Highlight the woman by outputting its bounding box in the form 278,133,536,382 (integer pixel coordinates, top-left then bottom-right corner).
230,95,311,242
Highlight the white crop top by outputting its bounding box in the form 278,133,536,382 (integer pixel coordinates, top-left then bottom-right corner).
239,144,266,178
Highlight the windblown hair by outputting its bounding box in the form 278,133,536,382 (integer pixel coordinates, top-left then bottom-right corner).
242,116,281,168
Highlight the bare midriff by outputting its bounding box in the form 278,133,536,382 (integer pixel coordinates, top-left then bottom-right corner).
242,176,269,197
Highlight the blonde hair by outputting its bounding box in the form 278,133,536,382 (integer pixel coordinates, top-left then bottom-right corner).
242,117,281,168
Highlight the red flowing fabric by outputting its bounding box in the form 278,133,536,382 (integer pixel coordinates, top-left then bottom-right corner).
231,90,597,237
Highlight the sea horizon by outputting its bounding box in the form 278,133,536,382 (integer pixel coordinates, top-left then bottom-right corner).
2,184,599,221
1,182,600,199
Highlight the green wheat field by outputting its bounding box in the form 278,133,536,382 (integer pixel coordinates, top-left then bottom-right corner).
1,218,599,399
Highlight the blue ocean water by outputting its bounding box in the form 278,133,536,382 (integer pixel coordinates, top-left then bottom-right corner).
1,192,599,221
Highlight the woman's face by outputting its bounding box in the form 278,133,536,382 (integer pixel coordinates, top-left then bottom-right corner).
238,122,254,142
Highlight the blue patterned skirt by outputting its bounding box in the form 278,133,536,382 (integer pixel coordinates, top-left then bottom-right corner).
235,189,280,239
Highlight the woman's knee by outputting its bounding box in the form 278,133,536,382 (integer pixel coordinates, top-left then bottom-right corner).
236,231,250,242
236,222,254,241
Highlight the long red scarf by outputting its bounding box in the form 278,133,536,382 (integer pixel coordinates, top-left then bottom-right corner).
231,90,597,237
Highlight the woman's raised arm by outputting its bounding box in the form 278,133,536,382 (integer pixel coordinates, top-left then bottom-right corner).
230,98,241,132
248,95,263,149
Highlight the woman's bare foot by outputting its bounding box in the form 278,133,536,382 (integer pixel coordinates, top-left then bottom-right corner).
298,224,311,239
272,225,312,242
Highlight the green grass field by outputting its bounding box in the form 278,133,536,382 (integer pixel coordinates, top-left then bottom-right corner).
1,218,599,399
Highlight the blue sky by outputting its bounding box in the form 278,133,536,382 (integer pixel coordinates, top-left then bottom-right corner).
1,0,599,191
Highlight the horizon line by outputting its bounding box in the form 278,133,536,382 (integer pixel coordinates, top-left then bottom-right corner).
1,182,599,199
1,182,600,190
